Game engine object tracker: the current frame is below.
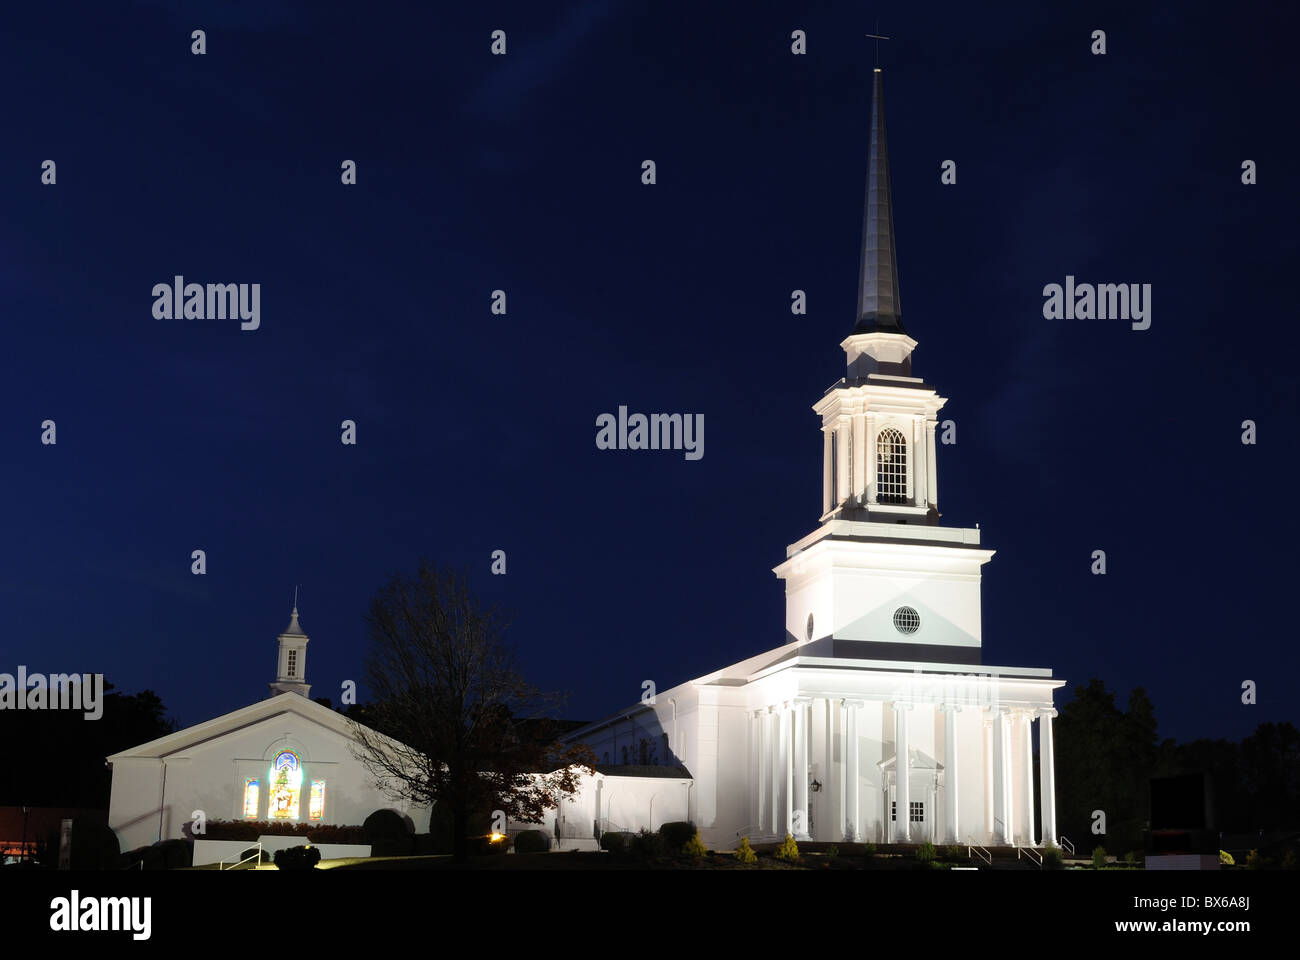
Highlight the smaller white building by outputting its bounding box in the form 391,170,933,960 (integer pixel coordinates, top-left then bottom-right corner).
107,606,430,854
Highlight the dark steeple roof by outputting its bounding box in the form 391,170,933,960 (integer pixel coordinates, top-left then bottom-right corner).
854,69,906,336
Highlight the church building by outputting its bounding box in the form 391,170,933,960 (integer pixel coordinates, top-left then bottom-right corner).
537,69,1066,851
107,606,431,856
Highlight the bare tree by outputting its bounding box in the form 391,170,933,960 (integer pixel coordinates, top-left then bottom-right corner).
347,562,595,862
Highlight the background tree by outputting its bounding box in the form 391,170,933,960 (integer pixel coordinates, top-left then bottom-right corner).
1054,678,1157,853
347,562,595,862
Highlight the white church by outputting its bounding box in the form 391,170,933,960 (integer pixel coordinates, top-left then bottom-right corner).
530,69,1066,851
107,606,431,856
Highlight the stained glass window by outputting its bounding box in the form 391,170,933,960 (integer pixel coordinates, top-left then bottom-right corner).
309,780,326,820
268,750,302,820
242,779,260,820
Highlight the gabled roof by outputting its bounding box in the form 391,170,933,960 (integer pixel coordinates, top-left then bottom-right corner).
106,693,397,762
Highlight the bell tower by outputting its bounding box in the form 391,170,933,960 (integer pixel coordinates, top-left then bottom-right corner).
268,599,311,699
774,69,994,661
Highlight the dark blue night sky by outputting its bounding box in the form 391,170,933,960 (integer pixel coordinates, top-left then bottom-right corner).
1,0,1296,745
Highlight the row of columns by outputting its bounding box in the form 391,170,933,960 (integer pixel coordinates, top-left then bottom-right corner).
749,699,1057,846
821,414,940,512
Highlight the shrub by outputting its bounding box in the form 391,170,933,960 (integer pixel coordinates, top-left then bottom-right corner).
159,838,192,869
916,842,937,862
515,830,550,854
735,837,757,864
629,829,665,861
659,821,697,851
1042,845,1064,869
600,831,632,854
774,833,800,862
273,845,320,870
1282,849,1297,870
68,820,120,870
1092,846,1108,869
1245,849,1267,870
862,842,877,859
203,819,337,841
826,844,840,859
1124,850,1138,866
305,824,367,845
363,809,412,842
942,844,963,861
1219,850,1235,866
683,831,707,861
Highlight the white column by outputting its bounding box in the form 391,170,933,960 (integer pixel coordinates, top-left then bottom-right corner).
925,418,939,508
823,698,834,840
913,417,926,508
852,411,866,503
982,713,994,841
942,704,959,843
1039,708,1058,847
764,707,774,832
846,700,860,840
750,710,761,833
794,700,810,839
1022,711,1037,846
864,413,876,503
822,429,833,515
783,704,793,837
835,420,849,507
992,707,1008,844
838,700,847,840
894,702,911,842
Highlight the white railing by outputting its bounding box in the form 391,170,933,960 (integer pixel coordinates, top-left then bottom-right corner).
1018,846,1043,867
1058,835,1075,856
967,842,991,866
219,842,262,870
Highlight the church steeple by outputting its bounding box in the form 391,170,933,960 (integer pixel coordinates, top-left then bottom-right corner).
841,67,918,382
854,68,905,337
812,67,946,524
268,599,311,699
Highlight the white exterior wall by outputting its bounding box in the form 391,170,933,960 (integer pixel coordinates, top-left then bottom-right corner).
109,706,430,855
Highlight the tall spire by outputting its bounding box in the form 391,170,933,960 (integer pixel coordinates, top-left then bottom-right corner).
854,68,906,336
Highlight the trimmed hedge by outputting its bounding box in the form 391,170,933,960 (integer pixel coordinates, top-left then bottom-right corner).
600,831,634,854
363,809,413,841
273,845,321,870
629,829,665,860
658,821,697,851
514,830,550,854
364,809,415,857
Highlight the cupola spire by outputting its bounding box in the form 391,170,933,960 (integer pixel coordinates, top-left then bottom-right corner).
854,68,905,336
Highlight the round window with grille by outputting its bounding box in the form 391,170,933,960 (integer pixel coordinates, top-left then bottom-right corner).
893,606,920,635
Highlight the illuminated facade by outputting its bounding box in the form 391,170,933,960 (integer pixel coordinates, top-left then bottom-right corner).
107,605,431,855
546,69,1067,852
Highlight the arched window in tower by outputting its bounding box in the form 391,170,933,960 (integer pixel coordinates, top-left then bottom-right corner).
268,750,302,820
876,428,908,504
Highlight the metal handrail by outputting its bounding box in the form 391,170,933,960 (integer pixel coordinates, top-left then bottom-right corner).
967,842,991,866
1018,846,1043,867
219,841,262,871
1058,835,1075,856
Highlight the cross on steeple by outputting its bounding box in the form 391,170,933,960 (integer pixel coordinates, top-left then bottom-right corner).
865,21,890,68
